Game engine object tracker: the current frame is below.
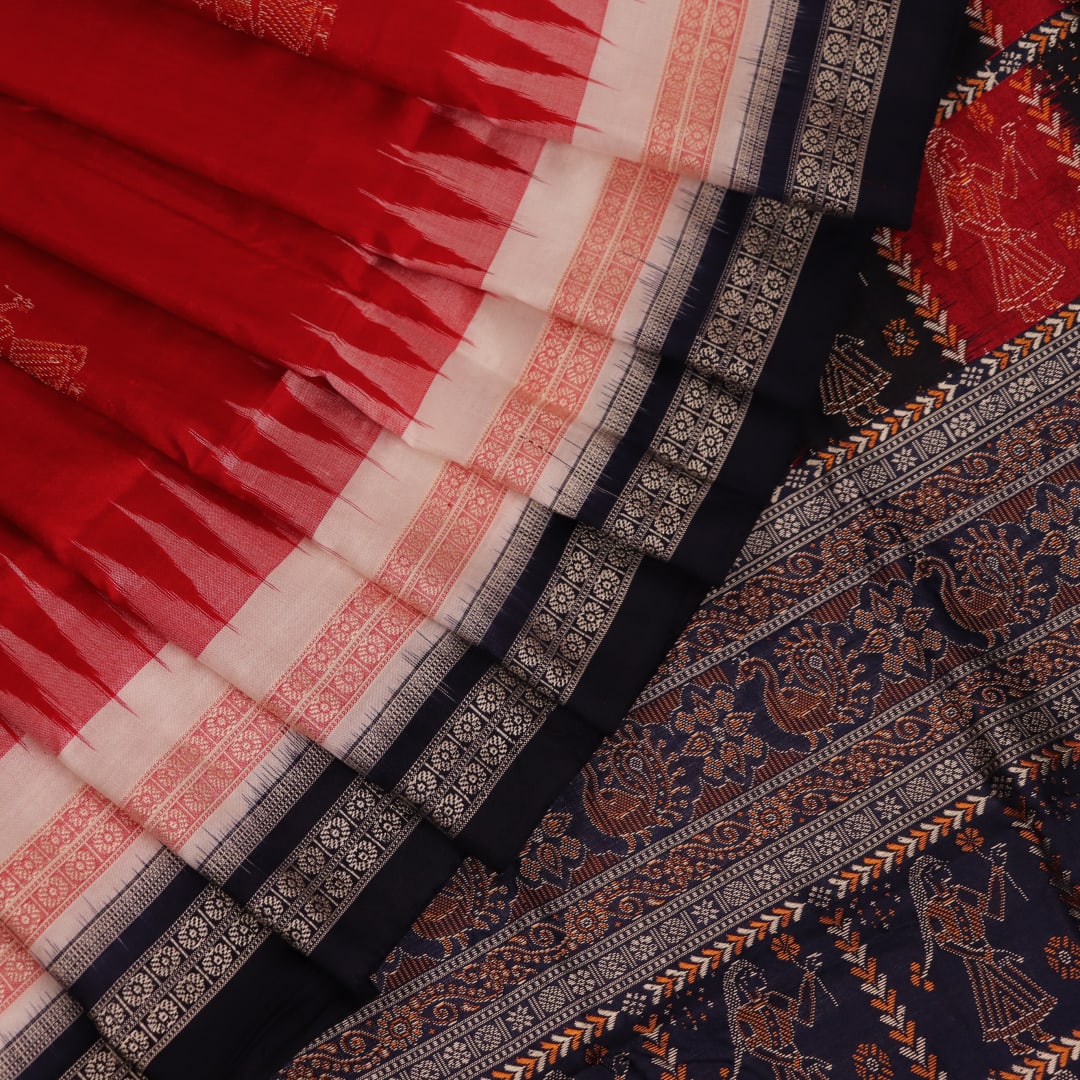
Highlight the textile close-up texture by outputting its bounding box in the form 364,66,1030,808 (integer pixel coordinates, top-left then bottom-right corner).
2,1,1080,1078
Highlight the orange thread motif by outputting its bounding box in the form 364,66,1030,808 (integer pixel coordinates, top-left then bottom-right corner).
194,0,337,54
643,0,745,176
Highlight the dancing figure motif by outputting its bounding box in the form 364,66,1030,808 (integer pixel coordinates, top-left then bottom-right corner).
910,845,1055,1053
924,121,1065,322
724,954,833,1079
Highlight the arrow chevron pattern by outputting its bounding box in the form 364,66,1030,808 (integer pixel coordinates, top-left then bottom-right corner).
824,912,946,1080
489,1011,618,1080
992,1032,1080,1079
830,797,991,898
937,9,1080,125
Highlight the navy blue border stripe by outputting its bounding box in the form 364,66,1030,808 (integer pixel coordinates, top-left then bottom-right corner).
154,935,355,1080
576,192,751,528
310,819,461,980
673,214,868,578
757,0,829,203
855,0,967,225
17,1013,99,1080
224,753,354,905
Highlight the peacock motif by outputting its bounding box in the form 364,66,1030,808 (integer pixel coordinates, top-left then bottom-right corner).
582,724,691,851
915,523,1049,646
0,287,86,397
192,0,337,55
409,857,508,957
737,625,871,750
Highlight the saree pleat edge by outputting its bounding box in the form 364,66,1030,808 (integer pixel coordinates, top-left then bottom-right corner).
0,0,969,1077
278,8,1080,1078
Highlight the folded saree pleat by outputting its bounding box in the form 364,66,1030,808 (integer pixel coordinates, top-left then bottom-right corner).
0,231,532,626
155,0,963,217
0,365,301,656
0,0,544,289
0,93,710,453
0,522,474,992
36,667,465,996
0,0,963,1074
167,0,601,136
0,86,702,365
0,98,866,585
0,512,556,994
0,962,116,1080
0,741,360,1080
0,532,162,755
0,480,679,1001
0,362,710,861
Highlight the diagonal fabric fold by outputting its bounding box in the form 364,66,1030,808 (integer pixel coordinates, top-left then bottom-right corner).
0,0,964,1075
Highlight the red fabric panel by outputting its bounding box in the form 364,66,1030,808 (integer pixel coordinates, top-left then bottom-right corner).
0,0,541,284
0,364,297,658
971,0,1066,52
161,0,607,135
0,231,383,534
902,70,1080,358
0,520,164,753
0,98,484,431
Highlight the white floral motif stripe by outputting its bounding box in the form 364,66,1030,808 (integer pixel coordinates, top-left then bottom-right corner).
608,198,818,558
87,889,265,1068
789,0,898,213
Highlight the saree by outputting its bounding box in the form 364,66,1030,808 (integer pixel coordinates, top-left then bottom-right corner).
272,8,1080,1080
276,7,1080,1080
0,0,997,1077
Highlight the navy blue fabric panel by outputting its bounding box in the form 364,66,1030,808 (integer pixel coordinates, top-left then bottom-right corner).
456,704,602,867
150,935,355,1080
571,350,685,527
757,0,828,202
70,864,197,1008
478,509,579,652
654,190,751,360
669,214,865,580
575,190,752,529
564,558,702,728
16,1013,98,1080
855,0,967,224
459,562,702,866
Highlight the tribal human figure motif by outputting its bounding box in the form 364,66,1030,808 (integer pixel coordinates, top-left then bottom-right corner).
0,286,85,397
723,955,833,1079
910,846,1055,1053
